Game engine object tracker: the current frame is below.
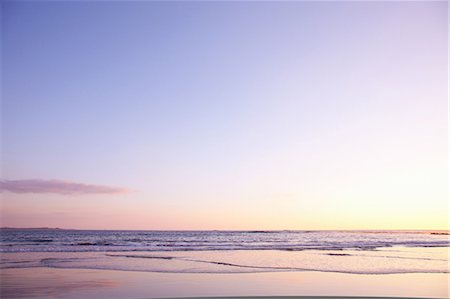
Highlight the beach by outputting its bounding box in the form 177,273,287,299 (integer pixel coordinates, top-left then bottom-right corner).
1,266,447,299
1,230,448,298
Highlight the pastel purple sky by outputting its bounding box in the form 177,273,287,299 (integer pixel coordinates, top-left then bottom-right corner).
1,1,448,230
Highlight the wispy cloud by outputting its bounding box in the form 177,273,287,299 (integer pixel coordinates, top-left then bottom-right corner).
0,179,130,195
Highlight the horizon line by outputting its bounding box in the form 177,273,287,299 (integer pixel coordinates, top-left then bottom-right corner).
1,227,448,232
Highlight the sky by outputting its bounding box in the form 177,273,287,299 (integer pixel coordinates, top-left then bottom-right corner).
1,1,448,230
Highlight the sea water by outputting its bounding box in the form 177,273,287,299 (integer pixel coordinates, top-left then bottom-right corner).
1,229,448,274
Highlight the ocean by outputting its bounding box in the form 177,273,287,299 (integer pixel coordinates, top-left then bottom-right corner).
1,229,449,275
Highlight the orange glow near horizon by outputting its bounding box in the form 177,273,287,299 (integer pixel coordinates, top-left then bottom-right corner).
2,1,447,231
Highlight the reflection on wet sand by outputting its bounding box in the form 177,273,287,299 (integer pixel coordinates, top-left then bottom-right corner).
0,267,448,299
0,268,120,298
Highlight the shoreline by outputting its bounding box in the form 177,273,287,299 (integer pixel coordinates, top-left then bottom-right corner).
1,247,447,275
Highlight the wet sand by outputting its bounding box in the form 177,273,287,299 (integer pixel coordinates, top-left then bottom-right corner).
0,267,447,299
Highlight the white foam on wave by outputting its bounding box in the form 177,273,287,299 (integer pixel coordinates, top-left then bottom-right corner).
1,230,449,255
1,246,448,275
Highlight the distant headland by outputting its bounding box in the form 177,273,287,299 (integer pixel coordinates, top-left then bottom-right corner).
0,227,65,230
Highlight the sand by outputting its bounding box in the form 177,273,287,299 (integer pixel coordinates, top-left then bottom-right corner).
0,267,447,299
